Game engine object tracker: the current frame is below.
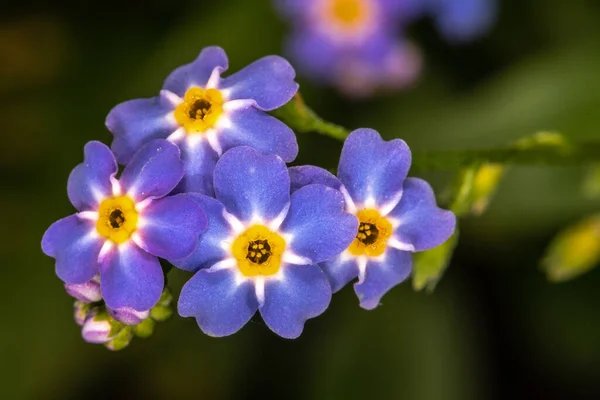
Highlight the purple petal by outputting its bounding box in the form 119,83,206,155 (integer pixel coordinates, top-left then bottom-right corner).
67,141,117,211
320,255,360,293
220,56,298,111
178,268,258,337
354,248,412,310
338,128,411,207
119,139,184,202
260,264,332,339
286,30,338,81
100,243,164,311
173,194,233,272
213,147,290,223
216,106,298,162
65,276,102,303
175,138,219,195
280,184,358,264
107,94,179,165
388,178,456,251
288,165,341,194
137,194,207,261
163,46,229,97
42,215,102,284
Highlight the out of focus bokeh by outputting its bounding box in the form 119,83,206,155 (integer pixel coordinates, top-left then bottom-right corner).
3,0,600,399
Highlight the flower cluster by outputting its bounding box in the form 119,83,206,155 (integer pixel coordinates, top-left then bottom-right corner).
275,0,496,96
42,46,455,344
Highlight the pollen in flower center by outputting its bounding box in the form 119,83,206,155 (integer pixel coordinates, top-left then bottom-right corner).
174,87,224,134
327,0,369,27
96,196,138,244
232,225,286,277
348,209,392,257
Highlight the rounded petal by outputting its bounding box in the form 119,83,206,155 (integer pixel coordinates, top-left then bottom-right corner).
106,94,179,165
216,106,298,162
175,138,219,195
173,194,233,272
163,46,229,97
119,139,184,202
42,215,102,284
388,178,456,252
260,264,332,339
219,56,298,111
354,249,412,310
100,243,164,311
320,254,360,293
67,141,117,211
213,147,290,223
178,268,258,337
288,165,341,194
137,194,207,261
338,128,411,207
280,184,358,264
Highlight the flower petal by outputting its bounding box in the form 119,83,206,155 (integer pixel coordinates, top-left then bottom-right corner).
100,243,164,311
288,165,341,194
213,146,290,223
432,0,496,43
175,137,220,195
388,178,456,251
137,194,207,261
42,215,102,284
178,268,258,337
338,128,411,207
173,194,232,272
286,30,338,81
162,46,229,97
67,141,117,211
280,184,358,264
260,264,332,339
106,94,179,165
219,56,298,111
320,254,360,293
119,139,184,202
354,248,412,310
216,106,298,162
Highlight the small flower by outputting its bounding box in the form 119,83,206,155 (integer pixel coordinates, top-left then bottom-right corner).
289,129,456,309
42,140,207,312
65,275,102,303
106,46,299,195
176,147,358,338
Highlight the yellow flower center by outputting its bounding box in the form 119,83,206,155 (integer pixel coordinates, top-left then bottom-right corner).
231,225,286,277
348,209,392,257
174,87,224,134
96,196,138,244
327,0,369,28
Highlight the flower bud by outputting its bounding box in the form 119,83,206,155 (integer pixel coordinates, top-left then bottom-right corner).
108,307,150,325
81,310,115,344
65,275,101,303
105,327,134,351
74,301,91,326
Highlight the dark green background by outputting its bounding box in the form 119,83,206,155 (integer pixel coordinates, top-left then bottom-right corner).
2,0,600,398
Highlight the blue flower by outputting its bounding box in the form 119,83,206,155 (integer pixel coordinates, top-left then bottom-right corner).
42,140,207,311
106,46,299,195
176,146,358,338
289,129,456,309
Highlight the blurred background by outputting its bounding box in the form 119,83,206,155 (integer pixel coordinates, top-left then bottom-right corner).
2,0,600,398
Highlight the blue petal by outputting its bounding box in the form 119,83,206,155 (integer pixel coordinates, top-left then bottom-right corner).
260,264,332,339
220,56,298,111
213,147,290,223
173,194,233,272
119,139,184,202
100,243,163,311
107,94,179,165
320,255,360,293
42,215,102,284
288,165,341,194
338,128,411,207
137,194,207,261
432,0,496,43
286,30,338,81
175,138,219,195
178,268,258,337
216,106,298,162
67,141,117,211
280,184,358,264
162,46,229,97
354,249,412,310
388,178,456,251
